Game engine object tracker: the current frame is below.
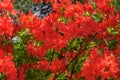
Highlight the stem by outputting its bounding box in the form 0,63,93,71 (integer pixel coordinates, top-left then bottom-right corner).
69,58,77,80
53,34,97,80
68,34,97,80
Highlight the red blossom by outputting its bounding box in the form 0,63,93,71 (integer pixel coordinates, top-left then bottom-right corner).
49,59,67,73
38,60,50,71
80,48,120,80
0,53,18,80
0,0,120,79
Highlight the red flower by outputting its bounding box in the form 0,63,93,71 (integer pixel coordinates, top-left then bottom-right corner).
0,54,18,80
80,48,120,80
99,53,120,80
0,0,17,16
49,59,66,73
38,60,50,71
0,15,14,37
0,48,6,59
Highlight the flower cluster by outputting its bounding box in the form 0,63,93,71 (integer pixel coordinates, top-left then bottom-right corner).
0,0,120,80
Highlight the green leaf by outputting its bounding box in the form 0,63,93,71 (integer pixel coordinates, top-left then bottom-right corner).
33,40,44,47
90,0,97,9
109,39,118,49
13,0,34,14
86,41,97,50
71,38,78,48
67,37,85,52
67,53,88,74
103,38,109,46
56,72,67,80
26,68,54,80
91,11,102,22
12,28,38,66
107,27,118,35
98,48,102,56
45,49,58,62
58,17,71,24
25,68,41,80
84,11,90,17
112,0,120,11
0,73,6,80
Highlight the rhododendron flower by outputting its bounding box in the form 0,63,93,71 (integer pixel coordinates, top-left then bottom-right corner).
0,54,18,80
38,60,50,71
17,67,26,80
80,48,120,80
49,59,66,73
0,0,120,80
0,0,14,11
0,48,6,59
99,53,120,80
0,15,14,37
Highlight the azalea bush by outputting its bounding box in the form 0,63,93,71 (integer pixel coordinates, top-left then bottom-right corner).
0,0,120,80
